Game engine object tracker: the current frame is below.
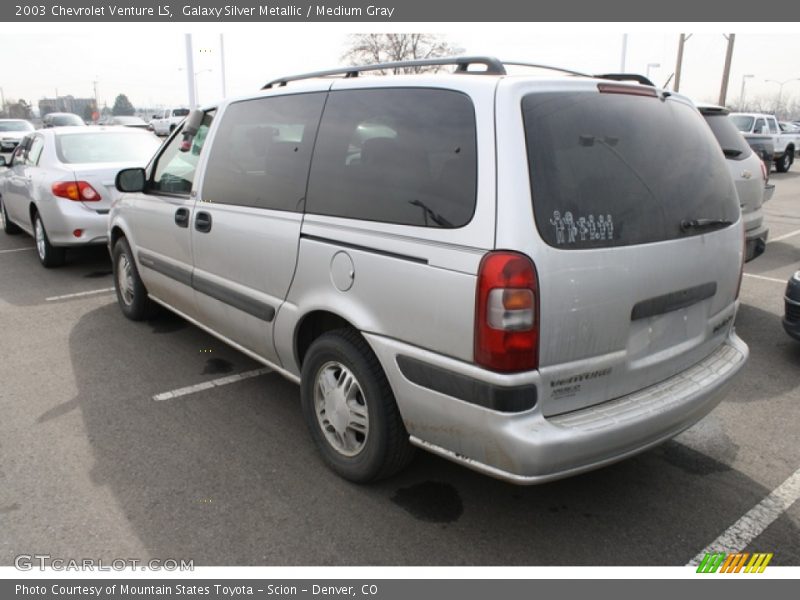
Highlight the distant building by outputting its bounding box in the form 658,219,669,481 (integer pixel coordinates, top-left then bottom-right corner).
38,95,96,118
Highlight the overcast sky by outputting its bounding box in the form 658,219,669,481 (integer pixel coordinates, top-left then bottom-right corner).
3,25,800,114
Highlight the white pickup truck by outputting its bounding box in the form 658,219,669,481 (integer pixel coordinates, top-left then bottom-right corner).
730,112,800,172
149,107,190,136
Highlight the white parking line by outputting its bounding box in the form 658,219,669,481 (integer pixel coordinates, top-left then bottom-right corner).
45,287,115,302
0,247,35,254
687,467,800,565
742,273,787,285
152,368,272,401
768,227,800,244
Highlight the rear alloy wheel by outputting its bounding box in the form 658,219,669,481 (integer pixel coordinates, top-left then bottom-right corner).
33,213,66,267
776,151,792,173
300,329,415,483
1,198,21,234
113,237,155,320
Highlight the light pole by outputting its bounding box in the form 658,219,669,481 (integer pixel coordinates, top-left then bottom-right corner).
193,69,212,106
646,63,660,80
739,74,753,110
766,78,800,117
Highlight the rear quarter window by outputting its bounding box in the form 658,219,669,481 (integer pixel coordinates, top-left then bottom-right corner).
306,88,477,228
522,91,739,249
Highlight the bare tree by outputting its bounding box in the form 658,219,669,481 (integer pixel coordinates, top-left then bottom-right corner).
341,34,462,74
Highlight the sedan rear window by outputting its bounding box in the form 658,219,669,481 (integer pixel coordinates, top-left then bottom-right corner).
55,132,161,164
522,91,738,249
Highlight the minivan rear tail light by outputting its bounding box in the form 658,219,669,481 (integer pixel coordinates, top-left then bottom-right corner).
51,181,102,202
759,159,768,181
475,251,539,372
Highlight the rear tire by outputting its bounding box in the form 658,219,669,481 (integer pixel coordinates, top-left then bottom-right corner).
1,197,21,234
113,237,156,320
776,151,792,173
300,328,415,483
33,212,66,268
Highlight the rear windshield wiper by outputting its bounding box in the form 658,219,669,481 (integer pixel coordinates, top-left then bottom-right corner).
680,218,734,233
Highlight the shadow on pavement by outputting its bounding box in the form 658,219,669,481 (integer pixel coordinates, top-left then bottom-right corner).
57,303,799,566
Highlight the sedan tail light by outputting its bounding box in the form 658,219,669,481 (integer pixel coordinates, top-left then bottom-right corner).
475,251,540,372
51,181,102,202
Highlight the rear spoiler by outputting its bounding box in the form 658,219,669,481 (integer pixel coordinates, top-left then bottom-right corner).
595,73,655,87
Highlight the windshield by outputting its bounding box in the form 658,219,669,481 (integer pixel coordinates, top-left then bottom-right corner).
172,109,190,117
55,131,161,164
703,114,752,161
522,91,738,249
730,115,754,133
0,121,34,132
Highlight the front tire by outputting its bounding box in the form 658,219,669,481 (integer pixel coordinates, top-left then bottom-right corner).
300,329,414,483
33,212,66,267
112,237,155,320
1,197,21,234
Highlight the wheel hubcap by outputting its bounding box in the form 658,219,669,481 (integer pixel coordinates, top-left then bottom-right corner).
35,218,46,260
117,253,135,306
314,361,369,457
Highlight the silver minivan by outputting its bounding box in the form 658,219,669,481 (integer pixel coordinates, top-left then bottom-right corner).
110,58,748,484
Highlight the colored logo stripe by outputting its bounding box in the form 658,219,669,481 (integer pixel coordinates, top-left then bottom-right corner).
696,552,773,573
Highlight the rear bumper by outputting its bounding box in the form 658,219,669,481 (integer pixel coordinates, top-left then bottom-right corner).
37,200,109,246
745,223,768,262
367,331,748,484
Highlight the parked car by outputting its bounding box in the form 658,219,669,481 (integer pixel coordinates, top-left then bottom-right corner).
0,126,161,267
42,112,86,128
149,107,190,136
730,112,799,172
110,57,748,484
783,271,800,341
697,104,773,262
0,119,35,155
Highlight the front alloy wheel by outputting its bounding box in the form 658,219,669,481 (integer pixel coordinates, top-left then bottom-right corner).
116,252,135,307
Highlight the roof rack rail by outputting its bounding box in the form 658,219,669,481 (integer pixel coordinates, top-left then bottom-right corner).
262,56,507,89
502,62,592,78
594,73,656,87
261,57,658,90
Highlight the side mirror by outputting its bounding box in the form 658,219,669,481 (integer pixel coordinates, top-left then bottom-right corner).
116,168,146,193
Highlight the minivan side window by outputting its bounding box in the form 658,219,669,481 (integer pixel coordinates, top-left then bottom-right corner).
150,111,215,195
306,88,477,228
201,93,325,212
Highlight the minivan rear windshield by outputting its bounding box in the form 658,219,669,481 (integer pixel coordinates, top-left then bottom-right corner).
703,113,752,161
522,92,738,249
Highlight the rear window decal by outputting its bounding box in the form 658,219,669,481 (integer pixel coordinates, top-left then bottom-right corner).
552,211,614,244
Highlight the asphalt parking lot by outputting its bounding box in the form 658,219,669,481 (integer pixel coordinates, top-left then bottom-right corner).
1,174,799,567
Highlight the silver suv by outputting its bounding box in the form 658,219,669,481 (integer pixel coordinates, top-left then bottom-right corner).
110,57,748,484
